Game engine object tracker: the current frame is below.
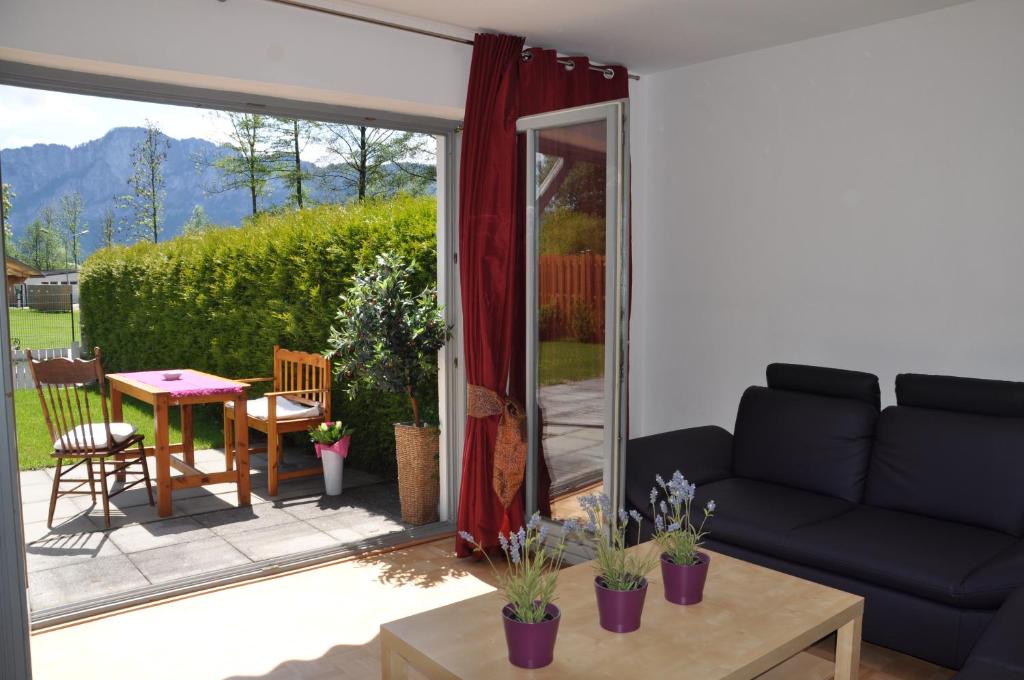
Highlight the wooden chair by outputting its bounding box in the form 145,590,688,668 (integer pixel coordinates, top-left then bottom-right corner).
224,346,331,496
27,347,153,529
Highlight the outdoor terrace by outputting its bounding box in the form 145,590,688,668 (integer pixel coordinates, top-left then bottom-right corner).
20,444,418,619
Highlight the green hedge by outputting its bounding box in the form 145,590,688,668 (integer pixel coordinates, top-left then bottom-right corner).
80,196,438,478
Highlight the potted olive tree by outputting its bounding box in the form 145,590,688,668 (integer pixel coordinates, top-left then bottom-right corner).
326,252,449,525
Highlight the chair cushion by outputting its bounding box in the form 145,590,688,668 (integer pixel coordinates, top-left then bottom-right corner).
865,405,1024,536
785,506,1016,607
691,478,855,558
733,386,878,502
54,422,136,451
961,541,1024,610
229,396,322,421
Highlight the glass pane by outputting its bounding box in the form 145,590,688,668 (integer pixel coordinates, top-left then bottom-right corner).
535,120,607,522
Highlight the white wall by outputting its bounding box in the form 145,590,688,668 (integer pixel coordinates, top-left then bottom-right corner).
631,0,1024,436
0,0,471,121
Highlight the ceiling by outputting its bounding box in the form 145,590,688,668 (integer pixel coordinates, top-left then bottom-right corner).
336,0,973,74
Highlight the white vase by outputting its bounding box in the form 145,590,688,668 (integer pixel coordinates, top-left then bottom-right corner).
316,437,349,496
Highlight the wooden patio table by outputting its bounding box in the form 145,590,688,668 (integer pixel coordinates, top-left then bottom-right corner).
380,546,864,679
107,369,250,517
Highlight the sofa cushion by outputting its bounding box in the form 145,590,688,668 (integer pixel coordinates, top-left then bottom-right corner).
957,588,1024,679
785,506,1016,607
733,386,878,502
865,405,1024,536
897,373,1024,418
690,478,855,558
767,363,881,409
962,541,1024,610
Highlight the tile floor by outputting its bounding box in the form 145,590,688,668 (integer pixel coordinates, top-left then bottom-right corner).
20,447,411,614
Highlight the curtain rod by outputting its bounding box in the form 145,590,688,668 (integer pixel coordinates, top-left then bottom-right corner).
258,0,640,81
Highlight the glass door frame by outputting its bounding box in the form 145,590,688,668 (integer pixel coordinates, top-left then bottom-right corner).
518,99,630,522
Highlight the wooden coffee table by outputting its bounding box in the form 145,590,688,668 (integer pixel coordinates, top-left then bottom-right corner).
380,546,863,679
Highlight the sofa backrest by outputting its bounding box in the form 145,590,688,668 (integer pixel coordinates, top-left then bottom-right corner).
733,364,881,503
866,373,1024,536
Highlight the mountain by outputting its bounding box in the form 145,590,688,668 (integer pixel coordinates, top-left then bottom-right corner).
1,127,432,258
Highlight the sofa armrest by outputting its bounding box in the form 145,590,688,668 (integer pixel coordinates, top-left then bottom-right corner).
955,588,1024,679
624,426,734,517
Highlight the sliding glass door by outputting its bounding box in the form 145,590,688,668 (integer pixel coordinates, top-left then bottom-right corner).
519,101,629,522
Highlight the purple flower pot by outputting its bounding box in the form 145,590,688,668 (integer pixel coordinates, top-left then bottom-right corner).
502,603,560,669
661,551,710,605
594,576,648,633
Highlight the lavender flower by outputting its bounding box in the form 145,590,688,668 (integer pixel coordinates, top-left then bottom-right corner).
655,515,665,532
655,473,667,489
498,533,509,553
458,530,476,544
563,517,581,534
706,500,716,513
628,509,643,524
618,508,629,526
527,513,542,531
649,487,658,507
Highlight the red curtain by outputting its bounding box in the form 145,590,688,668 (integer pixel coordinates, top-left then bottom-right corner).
456,34,629,557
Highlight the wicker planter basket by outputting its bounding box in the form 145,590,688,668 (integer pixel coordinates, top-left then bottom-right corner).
394,422,440,525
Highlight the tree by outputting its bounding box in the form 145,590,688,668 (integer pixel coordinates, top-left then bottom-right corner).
316,125,435,201
182,205,213,235
100,205,117,248
2,183,18,257
205,112,277,216
18,217,65,270
59,192,87,268
271,117,315,209
124,120,169,243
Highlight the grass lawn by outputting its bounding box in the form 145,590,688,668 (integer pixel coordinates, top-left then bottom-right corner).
540,340,604,385
13,389,223,471
8,308,80,350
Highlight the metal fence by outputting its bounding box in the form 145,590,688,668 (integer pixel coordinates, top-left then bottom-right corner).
7,285,81,353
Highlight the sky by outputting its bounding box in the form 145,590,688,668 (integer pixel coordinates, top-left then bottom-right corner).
0,84,235,150
0,84,434,162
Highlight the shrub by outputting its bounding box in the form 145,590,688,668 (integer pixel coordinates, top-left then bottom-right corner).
80,196,437,478
539,208,605,255
569,300,600,343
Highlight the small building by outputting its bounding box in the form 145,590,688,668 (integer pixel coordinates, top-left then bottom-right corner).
4,256,42,304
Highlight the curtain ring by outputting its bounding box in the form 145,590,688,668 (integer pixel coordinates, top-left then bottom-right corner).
563,60,575,72
521,50,533,62
602,68,615,80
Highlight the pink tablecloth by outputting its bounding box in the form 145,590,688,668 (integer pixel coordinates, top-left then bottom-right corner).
122,370,244,398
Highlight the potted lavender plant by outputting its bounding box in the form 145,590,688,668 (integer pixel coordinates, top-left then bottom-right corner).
308,421,354,496
650,471,716,605
459,513,567,669
568,493,658,633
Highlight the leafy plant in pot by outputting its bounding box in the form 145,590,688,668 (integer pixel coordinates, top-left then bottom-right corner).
460,514,568,669
650,471,717,605
308,421,354,496
567,493,658,633
326,252,450,525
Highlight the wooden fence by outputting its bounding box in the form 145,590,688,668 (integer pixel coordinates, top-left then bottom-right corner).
10,343,81,390
539,253,605,341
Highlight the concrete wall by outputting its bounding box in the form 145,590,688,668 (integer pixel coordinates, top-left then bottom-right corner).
630,0,1024,436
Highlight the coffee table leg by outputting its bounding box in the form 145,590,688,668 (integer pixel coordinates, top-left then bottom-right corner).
381,640,409,680
835,614,862,680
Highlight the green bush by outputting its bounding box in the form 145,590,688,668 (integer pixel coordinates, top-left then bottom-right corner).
539,208,605,255
80,196,437,478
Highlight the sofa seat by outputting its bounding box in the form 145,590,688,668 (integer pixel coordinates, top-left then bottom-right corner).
688,478,856,557
954,588,1024,679
784,506,1016,607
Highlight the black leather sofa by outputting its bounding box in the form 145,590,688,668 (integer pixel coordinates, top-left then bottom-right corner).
625,364,1024,672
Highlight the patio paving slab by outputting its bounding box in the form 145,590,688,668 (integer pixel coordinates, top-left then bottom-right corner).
25,529,122,573
128,536,250,584
28,554,149,611
194,501,299,537
19,469,54,486
223,521,336,562
108,516,215,554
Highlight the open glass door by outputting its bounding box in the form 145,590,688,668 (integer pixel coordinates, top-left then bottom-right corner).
519,101,629,524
